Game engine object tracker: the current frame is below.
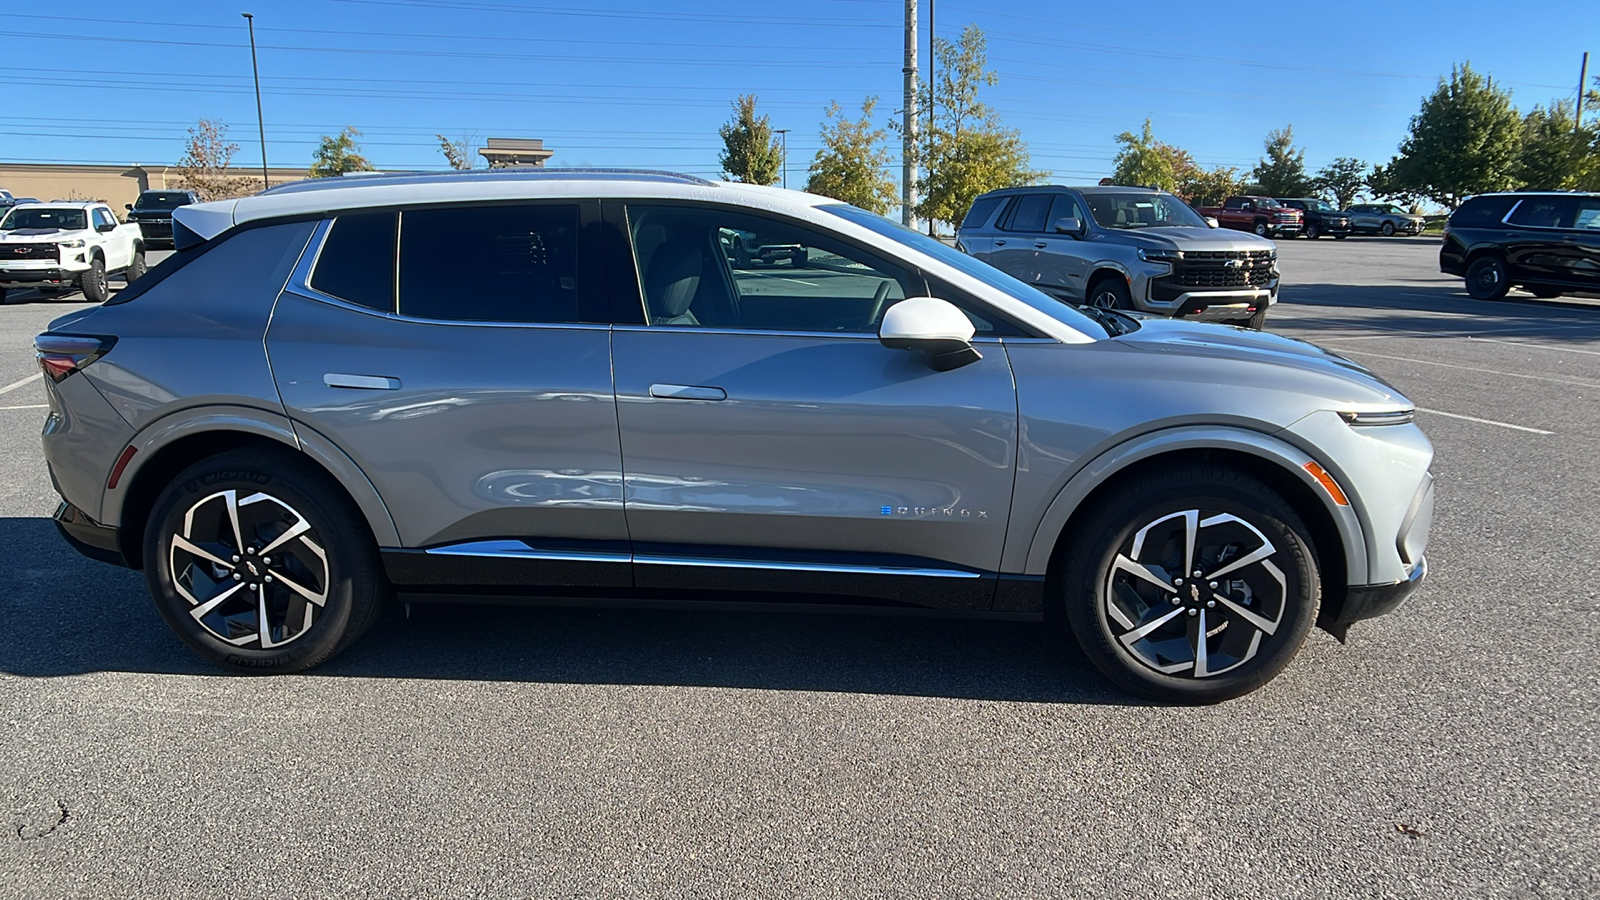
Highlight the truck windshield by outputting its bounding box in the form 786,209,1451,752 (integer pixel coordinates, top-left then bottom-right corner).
1084,193,1209,229
0,208,88,230
134,193,191,210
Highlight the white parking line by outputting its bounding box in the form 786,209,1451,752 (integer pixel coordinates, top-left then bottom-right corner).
1322,347,1600,389
0,372,43,396
0,404,48,411
1466,336,1600,357
1415,408,1553,435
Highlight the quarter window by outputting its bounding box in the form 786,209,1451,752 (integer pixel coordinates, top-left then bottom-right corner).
1449,196,1519,227
310,212,397,312
398,205,581,323
960,196,1004,230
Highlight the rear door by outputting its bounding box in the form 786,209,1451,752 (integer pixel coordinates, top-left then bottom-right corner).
955,195,1005,259
989,192,1051,285
1503,196,1570,284
266,201,631,587
608,202,1020,609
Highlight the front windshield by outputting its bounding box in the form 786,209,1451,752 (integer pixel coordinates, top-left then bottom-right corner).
134,193,189,211
1306,199,1333,211
0,208,88,231
820,203,1107,337
1084,192,1209,229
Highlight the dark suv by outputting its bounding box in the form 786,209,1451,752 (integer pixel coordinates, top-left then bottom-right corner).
1276,199,1351,240
1440,192,1600,300
125,190,201,248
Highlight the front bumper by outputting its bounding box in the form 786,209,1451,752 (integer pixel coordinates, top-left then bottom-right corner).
1322,558,1427,640
0,268,82,289
53,500,126,567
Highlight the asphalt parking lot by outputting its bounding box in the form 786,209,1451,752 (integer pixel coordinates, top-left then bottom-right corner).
3,236,1597,898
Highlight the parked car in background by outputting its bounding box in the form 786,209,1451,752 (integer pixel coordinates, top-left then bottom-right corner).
1347,203,1425,236
1193,196,1303,238
36,169,1431,702
125,189,200,248
0,202,146,303
1440,191,1600,300
958,185,1278,328
1276,198,1351,240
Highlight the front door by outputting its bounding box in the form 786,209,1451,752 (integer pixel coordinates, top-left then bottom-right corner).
1032,193,1092,301
609,203,1019,609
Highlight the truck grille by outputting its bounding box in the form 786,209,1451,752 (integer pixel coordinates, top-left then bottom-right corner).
2,243,57,260
1171,251,1276,288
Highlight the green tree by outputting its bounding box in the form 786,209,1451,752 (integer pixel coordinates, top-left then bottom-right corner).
1178,166,1244,206
1251,126,1313,196
1111,119,1194,192
1314,157,1368,208
174,118,257,200
1382,63,1522,208
900,25,1042,230
309,126,374,178
1517,100,1597,190
804,97,898,214
718,95,782,185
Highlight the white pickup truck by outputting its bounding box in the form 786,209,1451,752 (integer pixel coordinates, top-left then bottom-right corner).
0,201,146,303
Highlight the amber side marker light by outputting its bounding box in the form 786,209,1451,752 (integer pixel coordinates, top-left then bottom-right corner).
1303,461,1350,506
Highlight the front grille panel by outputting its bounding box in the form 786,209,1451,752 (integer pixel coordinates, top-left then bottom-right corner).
2,243,57,261
1170,251,1276,288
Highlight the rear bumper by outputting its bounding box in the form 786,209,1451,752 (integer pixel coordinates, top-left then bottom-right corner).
53,500,127,567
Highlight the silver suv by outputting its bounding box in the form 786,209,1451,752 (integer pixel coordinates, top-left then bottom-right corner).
958,186,1278,329
37,170,1432,702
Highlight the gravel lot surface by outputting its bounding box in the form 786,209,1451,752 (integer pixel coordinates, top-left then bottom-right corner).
3,237,1597,898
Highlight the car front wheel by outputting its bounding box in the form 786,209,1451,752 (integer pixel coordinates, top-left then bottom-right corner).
1086,278,1133,311
143,449,386,673
1380,221,1396,237
1465,256,1511,301
1059,465,1320,703
1304,222,1320,239
79,258,110,303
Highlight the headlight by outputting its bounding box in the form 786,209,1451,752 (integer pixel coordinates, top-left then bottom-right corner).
59,239,85,248
1136,247,1181,262
1339,409,1415,426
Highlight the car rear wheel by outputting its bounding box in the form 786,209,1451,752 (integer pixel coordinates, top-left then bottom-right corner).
143,449,386,674
1086,277,1133,311
1059,465,1320,703
79,258,110,303
125,250,147,283
1465,256,1511,301
1380,221,1396,237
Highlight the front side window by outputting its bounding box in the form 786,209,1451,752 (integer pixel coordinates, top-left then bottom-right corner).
1046,194,1084,230
1572,198,1600,230
398,204,581,323
310,212,397,312
627,205,913,333
92,208,114,230
1000,193,1053,233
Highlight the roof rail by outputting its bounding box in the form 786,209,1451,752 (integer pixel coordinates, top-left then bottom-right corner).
262,167,718,196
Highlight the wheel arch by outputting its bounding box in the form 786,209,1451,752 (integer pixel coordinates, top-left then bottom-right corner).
1085,264,1130,293
108,409,400,568
1022,428,1363,606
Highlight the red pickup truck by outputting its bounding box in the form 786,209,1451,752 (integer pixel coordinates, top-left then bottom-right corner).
1194,196,1303,239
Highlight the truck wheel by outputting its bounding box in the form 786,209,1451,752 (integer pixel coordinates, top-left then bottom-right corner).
1380,221,1396,237
1087,277,1133,311
1303,222,1320,240
1237,307,1268,330
79,258,110,303
1253,220,1269,237
125,250,148,284
1465,256,1510,301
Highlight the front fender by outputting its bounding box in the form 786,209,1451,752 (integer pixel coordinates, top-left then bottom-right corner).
1009,425,1367,586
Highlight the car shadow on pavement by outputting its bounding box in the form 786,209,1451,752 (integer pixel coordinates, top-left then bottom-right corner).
0,516,1133,706
1278,282,1600,342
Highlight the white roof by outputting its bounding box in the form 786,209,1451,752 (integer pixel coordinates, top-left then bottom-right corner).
174,169,1094,343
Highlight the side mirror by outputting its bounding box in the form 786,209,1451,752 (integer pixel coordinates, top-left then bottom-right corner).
124,204,133,211
1205,216,1220,228
879,297,981,372
1052,216,1083,236
96,223,117,233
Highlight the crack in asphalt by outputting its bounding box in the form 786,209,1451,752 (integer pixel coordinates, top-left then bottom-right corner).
15,798,69,841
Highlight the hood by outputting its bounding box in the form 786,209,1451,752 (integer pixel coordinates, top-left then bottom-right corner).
1111,316,1409,408
0,228,76,239
1114,227,1277,253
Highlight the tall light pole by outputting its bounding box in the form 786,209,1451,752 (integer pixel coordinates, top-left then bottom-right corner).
774,128,790,189
902,0,917,227
242,12,268,191
927,0,936,236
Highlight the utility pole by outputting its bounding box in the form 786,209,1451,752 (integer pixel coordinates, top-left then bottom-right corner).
242,12,268,191
1579,52,1590,135
774,129,790,189
901,0,917,227
927,0,936,236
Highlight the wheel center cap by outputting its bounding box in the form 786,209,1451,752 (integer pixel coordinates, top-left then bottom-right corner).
242,560,261,578
1188,583,1201,605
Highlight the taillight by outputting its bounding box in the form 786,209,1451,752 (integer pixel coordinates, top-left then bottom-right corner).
35,333,116,383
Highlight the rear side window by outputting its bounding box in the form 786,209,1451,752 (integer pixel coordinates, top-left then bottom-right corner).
311,212,397,311
399,204,580,323
960,196,1003,230
1000,193,1052,232
1450,196,1518,227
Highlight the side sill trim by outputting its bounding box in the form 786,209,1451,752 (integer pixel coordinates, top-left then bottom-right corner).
425,540,630,564
633,554,982,579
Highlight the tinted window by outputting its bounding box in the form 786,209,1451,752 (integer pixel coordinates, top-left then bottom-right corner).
1450,196,1519,227
134,192,192,210
310,212,396,312
1507,197,1568,229
1046,194,1083,230
960,196,1003,230
108,220,317,307
398,205,580,323
1573,198,1600,230
2,207,87,230
1001,193,1053,232
92,208,114,230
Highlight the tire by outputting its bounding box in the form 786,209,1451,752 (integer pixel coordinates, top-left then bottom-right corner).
1086,277,1133,311
1380,221,1396,237
124,250,147,284
1333,233,1348,240
1465,256,1511,301
1058,465,1321,703
1304,222,1320,240
1529,285,1563,299
143,449,386,674
1253,220,1269,237
79,257,110,303
1235,306,1268,330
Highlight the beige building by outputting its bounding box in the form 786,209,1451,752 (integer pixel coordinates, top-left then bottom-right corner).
479,138,553,168
0,163,306,212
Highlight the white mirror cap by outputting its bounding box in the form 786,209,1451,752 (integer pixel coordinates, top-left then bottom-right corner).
879,297,976,343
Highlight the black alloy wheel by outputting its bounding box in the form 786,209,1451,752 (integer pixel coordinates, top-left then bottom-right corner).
125,251,147,283
79,258,110,303
1465,256,1511,301
1059,465,1320,703
144,449,385,673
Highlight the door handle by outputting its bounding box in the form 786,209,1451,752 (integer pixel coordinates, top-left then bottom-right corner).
649,383,727,401
324,373,401,390
1034,242,1048,249
994,239,1007,246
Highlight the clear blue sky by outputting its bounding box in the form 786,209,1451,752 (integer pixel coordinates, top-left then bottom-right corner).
2,0,1594,188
